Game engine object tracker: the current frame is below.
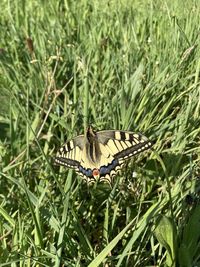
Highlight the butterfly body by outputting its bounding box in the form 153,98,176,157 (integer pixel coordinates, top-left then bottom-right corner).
55,126,153,184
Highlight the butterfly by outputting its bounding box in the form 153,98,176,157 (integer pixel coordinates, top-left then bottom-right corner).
55,126,153,184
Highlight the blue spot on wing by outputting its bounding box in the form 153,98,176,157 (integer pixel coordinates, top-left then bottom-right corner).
78,159,119,178
99,159,119,176
78,166,93,177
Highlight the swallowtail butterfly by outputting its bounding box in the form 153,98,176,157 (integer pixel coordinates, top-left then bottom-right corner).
55,126,153,184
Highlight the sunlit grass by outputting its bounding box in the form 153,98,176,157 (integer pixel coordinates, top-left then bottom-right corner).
0,0,200,266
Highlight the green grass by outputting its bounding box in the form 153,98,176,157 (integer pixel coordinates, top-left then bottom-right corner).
0,0,200,266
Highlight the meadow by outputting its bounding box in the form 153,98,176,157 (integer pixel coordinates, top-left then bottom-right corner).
0,0,200,266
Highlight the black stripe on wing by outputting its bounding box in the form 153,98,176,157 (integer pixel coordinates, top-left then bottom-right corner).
97,130,153,160
54,135,84,170
114,137,153,162
54,156,80,170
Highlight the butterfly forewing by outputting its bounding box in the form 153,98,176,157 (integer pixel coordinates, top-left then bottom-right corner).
54,135,84,171
97,130,152,161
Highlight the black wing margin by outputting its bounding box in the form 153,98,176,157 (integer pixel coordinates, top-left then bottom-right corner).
54,135,84,171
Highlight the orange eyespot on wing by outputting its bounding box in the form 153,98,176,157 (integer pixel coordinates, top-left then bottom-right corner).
92,169,100,178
